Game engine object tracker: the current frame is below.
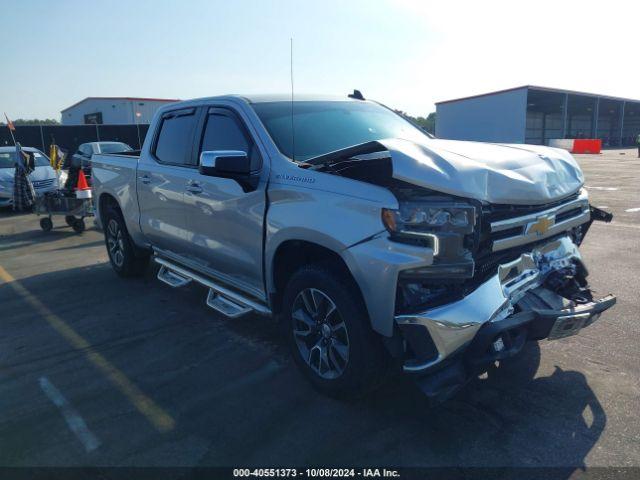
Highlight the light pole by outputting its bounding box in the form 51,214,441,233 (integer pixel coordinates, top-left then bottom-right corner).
135,111,142,149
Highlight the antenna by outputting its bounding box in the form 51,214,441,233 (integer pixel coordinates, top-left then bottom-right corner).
290,38,295,161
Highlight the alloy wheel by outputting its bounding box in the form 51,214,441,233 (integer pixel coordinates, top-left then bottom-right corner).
107,219,125,268
292,288,350,379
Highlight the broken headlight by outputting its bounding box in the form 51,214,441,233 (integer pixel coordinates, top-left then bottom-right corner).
381,202,476,257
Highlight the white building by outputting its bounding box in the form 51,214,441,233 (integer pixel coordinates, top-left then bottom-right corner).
61,97,179,125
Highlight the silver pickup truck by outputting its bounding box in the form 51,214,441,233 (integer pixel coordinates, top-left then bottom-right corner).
91,93,616,401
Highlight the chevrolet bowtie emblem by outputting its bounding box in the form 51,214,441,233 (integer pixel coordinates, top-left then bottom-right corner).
526,215,555,237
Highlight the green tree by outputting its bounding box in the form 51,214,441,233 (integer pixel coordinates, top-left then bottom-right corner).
13,118,60,125
394,110,436,135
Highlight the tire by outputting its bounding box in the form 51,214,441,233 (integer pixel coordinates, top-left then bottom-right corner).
282,265,388,398
72,218,85,233
103,204,149,277
65,215,76,227
40,217,53,232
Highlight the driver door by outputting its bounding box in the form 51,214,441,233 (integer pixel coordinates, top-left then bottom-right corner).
183,107,267,299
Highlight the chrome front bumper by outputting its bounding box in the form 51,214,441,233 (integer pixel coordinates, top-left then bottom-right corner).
395,236,607,373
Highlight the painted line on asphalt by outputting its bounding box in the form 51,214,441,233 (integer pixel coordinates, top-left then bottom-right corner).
0,264,175,433
594,222,640,230
39,376,101,452
625,208,640,213
584,186,619,191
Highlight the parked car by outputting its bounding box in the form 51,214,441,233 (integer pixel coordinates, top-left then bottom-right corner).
69,141,133,178
91,94,616,401
0,146,60,208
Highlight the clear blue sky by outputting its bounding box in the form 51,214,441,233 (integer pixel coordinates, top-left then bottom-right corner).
1,0,638,120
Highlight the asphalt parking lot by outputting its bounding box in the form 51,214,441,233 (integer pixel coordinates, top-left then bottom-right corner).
0,148,638,472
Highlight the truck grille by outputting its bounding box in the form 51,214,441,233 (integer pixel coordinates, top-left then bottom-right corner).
486,190,590,252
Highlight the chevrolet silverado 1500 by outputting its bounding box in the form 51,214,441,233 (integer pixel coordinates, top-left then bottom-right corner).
91,93,615,400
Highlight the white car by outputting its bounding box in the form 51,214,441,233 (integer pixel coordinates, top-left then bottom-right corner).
0,146,62,208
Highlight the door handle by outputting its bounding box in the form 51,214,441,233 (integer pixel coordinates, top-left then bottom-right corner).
138,174,151,184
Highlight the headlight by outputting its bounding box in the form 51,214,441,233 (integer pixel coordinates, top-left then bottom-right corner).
58,170,68,187
382,202,476,256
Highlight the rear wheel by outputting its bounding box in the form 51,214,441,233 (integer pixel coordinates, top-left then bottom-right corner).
103,205,149,277
65,215,76,227
283,265,388,398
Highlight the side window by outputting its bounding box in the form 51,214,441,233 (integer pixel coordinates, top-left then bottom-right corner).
78,144,90,156
199,111,262,171
153,109,197,165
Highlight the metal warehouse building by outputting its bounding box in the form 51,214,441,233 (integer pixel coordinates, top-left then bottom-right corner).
435,86,640,146
61,97,178,125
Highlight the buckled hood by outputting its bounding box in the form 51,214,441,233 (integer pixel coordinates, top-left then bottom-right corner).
381,138,584,205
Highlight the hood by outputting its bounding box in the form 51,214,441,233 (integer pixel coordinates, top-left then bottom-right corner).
0,169,13,182
0,166,56,183
380,138,584,205
29,165,57,182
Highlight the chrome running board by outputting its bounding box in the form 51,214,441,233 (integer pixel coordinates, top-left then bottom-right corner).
154,256,271,318
206,290,252,318
157,265,192,288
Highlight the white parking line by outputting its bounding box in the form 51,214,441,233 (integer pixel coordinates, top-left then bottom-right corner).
596,206,609,209
38,376,101,452
585,186,619,191
625,208,640,213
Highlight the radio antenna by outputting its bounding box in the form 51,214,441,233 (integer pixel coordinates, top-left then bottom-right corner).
290,37,295,161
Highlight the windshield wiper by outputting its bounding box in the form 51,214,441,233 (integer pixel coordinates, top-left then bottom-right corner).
304,141,389,168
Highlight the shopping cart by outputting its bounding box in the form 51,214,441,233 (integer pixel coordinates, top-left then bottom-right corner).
35,191,94,233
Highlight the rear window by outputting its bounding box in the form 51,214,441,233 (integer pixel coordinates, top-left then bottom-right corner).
153,109,196,165
99,143,132,154
0,151,50,168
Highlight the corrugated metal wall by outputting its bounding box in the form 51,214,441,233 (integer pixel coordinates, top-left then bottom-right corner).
435,88,528,143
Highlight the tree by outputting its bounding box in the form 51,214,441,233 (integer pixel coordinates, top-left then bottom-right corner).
14,118,60,125
1,118,60,126
394,110,436,134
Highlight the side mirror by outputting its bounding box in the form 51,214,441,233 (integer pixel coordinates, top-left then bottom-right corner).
199,150,250,176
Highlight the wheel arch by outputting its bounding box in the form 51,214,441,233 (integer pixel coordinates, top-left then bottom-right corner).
269,239,369,323
98,192,121,225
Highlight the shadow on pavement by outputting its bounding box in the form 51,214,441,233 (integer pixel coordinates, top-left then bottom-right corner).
0,262,606,472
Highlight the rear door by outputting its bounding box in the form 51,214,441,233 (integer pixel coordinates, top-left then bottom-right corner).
137,107,198,256
183,106,267,298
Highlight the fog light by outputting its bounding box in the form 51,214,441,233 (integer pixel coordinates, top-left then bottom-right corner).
492,337,505,352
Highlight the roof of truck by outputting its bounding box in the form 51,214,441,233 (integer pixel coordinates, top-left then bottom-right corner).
176,94,361,105
241,94,356,103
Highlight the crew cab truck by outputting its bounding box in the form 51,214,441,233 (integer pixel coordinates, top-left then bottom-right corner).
91,93,616,400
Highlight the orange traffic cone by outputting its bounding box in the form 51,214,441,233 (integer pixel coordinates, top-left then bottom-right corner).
75,170,92,199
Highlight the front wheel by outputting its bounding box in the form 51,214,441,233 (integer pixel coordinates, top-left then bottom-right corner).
282,265,388,398
103,206,149,277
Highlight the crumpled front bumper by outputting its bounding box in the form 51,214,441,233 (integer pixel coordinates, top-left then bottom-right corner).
395,236,616,381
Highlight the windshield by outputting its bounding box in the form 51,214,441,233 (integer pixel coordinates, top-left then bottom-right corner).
252,101,430,161
0,151,50,168
99,143,132,153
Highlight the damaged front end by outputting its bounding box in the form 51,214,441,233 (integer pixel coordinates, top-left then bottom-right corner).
308,140,616,402
395,235,615,399
395,220,617,402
